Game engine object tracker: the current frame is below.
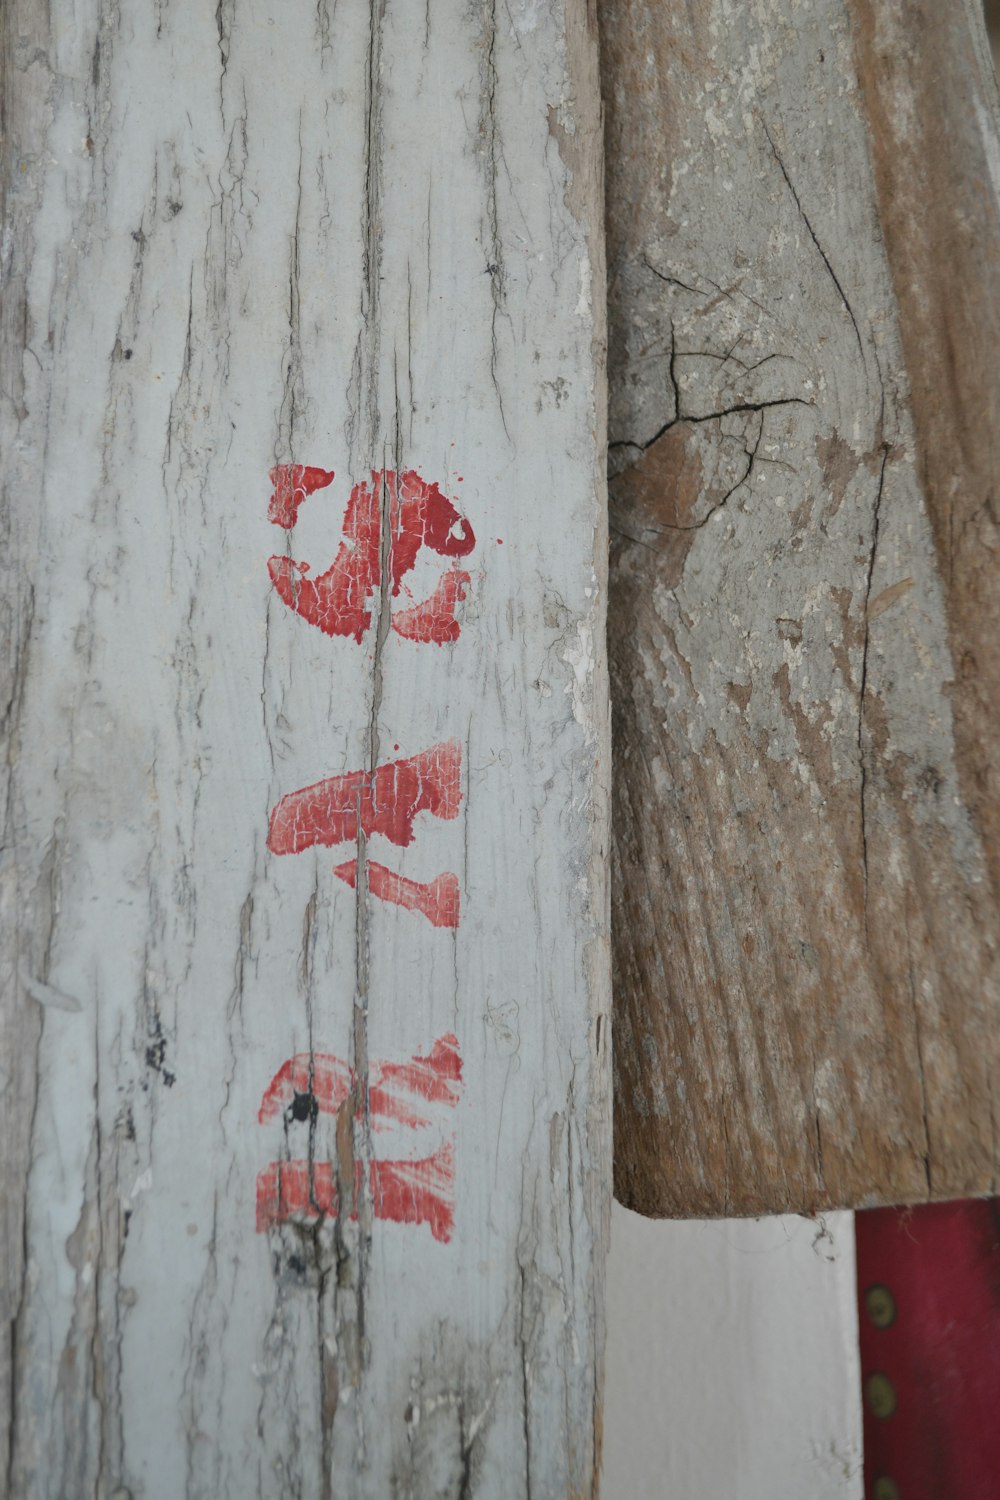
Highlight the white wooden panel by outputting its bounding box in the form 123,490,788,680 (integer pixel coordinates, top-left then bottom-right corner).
603,1205,863,1500
2,1,609,1495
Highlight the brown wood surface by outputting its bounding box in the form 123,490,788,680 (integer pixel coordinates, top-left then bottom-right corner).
603,0,1000,1216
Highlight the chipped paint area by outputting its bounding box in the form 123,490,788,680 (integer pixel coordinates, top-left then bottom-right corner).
561,604,601,741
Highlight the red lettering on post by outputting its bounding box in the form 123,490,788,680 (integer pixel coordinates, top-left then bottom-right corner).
267,741,461,857
369,1033,462,1125
267,742,462,923
332,861,460,928
255,1036,462,1241
257,1033,462,1130
392,567,472,645
267,469,475,643
268,465,335,529
255,1144,456,1242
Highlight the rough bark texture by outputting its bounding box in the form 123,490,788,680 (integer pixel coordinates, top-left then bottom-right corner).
603,0,1000,1216
1,1,610,1495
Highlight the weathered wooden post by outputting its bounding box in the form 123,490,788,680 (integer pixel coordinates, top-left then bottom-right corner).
603,0,1000,1219
1,2,610,1495
597,7,998,1492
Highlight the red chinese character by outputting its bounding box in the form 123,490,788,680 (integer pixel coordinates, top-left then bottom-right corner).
267,741,462,928
255,1035,462,1242
267,468,475,644
257,1033,462,1130
255,1150,456,1242
267,465,335,528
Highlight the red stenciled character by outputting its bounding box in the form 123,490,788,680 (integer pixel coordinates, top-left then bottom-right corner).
267,468,475,644
257,1033,462,1131
332,863,460,930
267,465,335,528
255,1149,457,1242
267,741,462,928
255,1035,462,1241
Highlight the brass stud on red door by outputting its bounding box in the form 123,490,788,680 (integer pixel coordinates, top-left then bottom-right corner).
872,1477,900,1500
864,1284,897,1329
865,1373,898,1420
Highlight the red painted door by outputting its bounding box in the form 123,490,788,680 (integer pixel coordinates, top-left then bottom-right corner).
856,1199,1000,1499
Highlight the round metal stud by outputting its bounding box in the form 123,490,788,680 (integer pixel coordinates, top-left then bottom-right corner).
873,1478,900,1500
864,1284,897,1329
865,1372,897,1420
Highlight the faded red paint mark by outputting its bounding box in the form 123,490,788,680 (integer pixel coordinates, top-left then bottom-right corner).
333,861,459,928
257,1033,462,1129
256,1036,462,1241
369,1145,455,1243
267,469,475,643
267,740,461,857
258,1053,352,1124
392,568,471,645
268,465,335,528
255,1144,456,1242
370,1033,462,1125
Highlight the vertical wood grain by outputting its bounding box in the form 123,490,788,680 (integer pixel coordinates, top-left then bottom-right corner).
0,2,610,1494
603,0,1000,1217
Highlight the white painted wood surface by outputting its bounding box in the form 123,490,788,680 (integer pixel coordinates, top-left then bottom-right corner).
603,1205,863,1500
1,2,610,1496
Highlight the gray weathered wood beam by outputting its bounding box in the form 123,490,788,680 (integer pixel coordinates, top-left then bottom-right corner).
1,1,610,1492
